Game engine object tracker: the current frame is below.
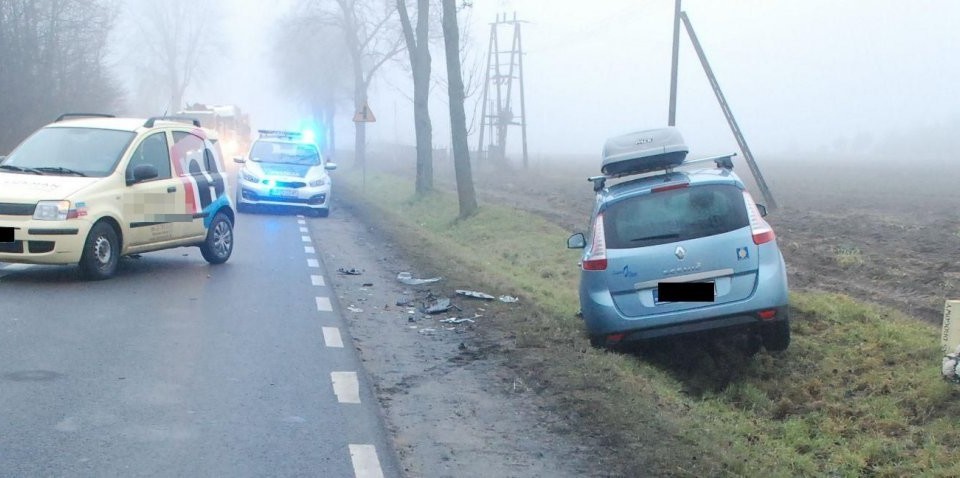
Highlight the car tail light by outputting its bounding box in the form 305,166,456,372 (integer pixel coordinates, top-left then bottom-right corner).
742,191,775,245
607,333,626,343
758,309,777,320
651,182,689,193
582,213,608,271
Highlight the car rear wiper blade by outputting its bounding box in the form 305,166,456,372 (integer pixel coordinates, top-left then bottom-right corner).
0,164,43,175
34,166,87,177
631,233,680,242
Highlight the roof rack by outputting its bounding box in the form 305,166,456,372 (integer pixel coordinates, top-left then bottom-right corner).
258,129,302,139
55,113,115,122
143,116,201,128
589,153,737,192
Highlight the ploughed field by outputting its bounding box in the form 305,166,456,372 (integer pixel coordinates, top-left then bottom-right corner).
420,152,960,325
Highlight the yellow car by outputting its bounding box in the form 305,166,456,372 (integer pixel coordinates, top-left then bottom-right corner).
0,114,236,280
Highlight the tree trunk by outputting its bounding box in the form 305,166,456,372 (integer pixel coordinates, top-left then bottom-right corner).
440,0,477,218
398,0,433,196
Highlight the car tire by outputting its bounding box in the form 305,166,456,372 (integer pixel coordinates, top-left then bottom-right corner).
317,208,329,218
78,221,120,280
760,320,790,352
200,211,233,264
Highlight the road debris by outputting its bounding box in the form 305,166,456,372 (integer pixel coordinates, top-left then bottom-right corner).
338,267,363,275
396,296,413,306
498,295,520,303
418,328,437,335
347,306,363,313
456,290,495,300
423,298,452,314
439,317,476,324
361,282,374,287
397,271,441,285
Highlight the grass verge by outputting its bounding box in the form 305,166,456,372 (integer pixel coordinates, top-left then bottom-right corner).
339,170,960,477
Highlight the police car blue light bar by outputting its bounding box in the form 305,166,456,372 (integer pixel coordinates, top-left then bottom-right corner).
257,129,302,139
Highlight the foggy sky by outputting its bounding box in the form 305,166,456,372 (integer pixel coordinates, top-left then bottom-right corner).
145,0,960,160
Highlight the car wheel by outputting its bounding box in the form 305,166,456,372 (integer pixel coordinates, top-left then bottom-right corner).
78,221,120,280
760,320,790,352
200,212,233,264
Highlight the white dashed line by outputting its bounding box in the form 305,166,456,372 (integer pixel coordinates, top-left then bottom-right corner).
307,259,319,268
349,444,384,478
316,297,332,312
311,275,325,286
331,372,360,404
301,235,311,242
297,214,304,218
322,327,344,348
297,219,306,225
299,226,308,233
305,246,315,254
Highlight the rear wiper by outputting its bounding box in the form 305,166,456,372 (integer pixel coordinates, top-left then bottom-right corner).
34,166,86,177
631,233,679,242
0,164,43,175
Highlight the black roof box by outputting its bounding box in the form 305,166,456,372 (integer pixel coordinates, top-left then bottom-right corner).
601,127,688,178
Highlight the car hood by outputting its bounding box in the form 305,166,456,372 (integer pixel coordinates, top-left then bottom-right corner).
0,172,99,202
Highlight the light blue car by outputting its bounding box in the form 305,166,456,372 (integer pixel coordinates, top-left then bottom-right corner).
567,127,789,351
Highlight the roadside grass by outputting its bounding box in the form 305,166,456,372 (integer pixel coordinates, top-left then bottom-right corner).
834,245,865,267
339,170,960,477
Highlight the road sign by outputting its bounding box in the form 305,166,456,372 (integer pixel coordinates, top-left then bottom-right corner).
353,101,376,123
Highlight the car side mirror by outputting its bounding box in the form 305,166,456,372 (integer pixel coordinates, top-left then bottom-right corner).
129,164,159,184
233,156,245,164
756,204,767,217
567,232,586,249
325,162,337,171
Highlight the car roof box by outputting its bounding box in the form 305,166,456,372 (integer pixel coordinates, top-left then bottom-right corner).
601,127,688,178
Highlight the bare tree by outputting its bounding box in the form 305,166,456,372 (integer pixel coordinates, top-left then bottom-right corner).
0,0,123,151
330,0,405,168
124,0,223,113
397,0,433,195
440,0,477,217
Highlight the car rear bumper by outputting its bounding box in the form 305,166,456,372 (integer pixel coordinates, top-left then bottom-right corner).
0,218,90,264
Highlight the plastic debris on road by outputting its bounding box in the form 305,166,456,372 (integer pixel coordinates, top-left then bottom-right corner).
347,306,363,313
423,298,452,314
361,282,374,287
439,317,476,324
456,290,495,300
418,328,437,335
338,267,363,275
397,272,441,285
498,295,520,303
396,296,413,306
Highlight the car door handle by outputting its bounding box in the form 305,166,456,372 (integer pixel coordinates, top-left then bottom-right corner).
167,186,177,193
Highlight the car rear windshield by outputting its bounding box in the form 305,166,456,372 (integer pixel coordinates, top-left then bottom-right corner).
603,183,749,249
2,127,135,177
250,141,320,166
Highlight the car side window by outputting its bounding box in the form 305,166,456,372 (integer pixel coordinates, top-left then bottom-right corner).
171,131,207,177
126,132,171,182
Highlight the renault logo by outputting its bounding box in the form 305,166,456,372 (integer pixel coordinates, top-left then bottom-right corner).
675,246,686,260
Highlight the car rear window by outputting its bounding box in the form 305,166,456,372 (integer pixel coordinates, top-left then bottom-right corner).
603,183,749,249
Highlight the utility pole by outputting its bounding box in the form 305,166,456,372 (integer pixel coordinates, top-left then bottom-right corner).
668,0,681,126
477,12,529,168
679,11,777,209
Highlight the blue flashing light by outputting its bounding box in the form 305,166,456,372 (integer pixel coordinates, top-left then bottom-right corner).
301,129,316,143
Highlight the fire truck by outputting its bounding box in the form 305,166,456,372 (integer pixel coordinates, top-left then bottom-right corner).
177,103,251,158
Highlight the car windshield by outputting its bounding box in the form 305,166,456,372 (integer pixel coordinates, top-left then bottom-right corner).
249,140,320,166
1,127,135,177
603,183,749,248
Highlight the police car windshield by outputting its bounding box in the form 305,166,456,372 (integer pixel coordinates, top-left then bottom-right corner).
250,141,320,166
2,127,135,177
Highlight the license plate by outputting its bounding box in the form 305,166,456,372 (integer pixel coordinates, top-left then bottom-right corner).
654,281,716,304
269,188,298,198
0,227,13,243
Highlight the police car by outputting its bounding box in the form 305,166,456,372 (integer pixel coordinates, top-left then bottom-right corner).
0,113,235,280
233,130,336,217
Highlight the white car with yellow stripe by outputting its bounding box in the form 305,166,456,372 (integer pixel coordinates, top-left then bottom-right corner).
233,130,336,217
0,114,236,280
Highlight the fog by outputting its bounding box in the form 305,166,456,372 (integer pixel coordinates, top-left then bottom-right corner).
112,0,960,161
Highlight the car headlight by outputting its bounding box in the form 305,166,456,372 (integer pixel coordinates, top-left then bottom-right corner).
241,168,259,183
33,200,72,220
309,176,328,187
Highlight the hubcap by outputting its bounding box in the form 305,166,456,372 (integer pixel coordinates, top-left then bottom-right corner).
94,235,112,268
213,221,232,257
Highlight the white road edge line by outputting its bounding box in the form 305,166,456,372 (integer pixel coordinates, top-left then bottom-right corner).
315,296,332,312
322,327,344,348
299,226,309,233
311,275,325,287
307,258,320,268
301,235,311,242
331,372,361,404
297,219,306,225
305,246,315,254
349,444,384,478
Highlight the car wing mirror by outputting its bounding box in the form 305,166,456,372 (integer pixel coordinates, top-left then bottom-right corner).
325,162,337,171
567,232,586,249
233,156,245,164
128,164,159,185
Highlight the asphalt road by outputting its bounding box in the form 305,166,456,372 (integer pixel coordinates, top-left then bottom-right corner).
0,210,398,477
